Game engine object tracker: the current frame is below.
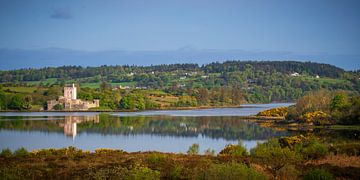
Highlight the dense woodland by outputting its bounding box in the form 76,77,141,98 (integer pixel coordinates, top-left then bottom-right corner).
0,61,359,111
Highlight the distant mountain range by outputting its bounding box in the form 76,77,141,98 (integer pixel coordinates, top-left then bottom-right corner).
0,48,359,70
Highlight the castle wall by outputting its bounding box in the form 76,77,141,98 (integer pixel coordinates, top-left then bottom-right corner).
47,84,99,110
47,100,59,110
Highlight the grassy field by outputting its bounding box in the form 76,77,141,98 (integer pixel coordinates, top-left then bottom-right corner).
24,78,58,86
80,82,137,89
4,86,38,93
291,76,350,84
149,95,179,107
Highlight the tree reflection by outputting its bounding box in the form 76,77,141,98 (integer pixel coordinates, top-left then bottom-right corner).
0,114,291,140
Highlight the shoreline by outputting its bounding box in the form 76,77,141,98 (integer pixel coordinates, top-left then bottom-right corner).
0,103,293,113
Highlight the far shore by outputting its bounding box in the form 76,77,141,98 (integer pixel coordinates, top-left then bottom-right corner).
0,103,293,113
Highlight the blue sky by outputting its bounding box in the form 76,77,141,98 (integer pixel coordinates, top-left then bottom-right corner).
0,0,359,69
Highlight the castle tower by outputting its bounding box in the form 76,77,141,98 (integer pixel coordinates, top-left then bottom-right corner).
64,83,77,100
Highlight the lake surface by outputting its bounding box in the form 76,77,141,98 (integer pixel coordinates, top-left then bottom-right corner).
0,103,295,153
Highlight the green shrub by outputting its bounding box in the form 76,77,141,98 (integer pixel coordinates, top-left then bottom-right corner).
277,165,300,180
187,143,199,155
257,107,288,117
0,167,31,179
219,143,248,156
56,146,85,159
169,164,183,179
279,135,308,148
87,164,160,180
125,165,160,180
295,138,329,160
14,147,29,157
146,153,167,164
250,139,301,178
32,148,58,157
303,168,334,180
95,148,124,154
330,142,360,156
198,162,266,180
53,103,64,110
0,148,12,158
85,165,127,179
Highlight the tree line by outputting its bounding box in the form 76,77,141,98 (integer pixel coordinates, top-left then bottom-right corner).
0,61,347,82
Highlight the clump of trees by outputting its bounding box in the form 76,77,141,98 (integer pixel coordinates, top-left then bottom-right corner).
287,90,360,125
250,139,302,178
0,91,33,110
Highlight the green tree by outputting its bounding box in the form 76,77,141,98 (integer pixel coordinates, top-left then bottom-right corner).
250,139,301,178
0,90,6,110
8,94,26,110
119,96,131,109
187,143,199,155
23,95,32,110
100,81,112,91
53,104,64,110
196,88,209,105
330,93,350,111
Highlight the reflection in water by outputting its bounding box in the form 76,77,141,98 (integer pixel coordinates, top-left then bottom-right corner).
0,111,357,153
0,114,292,152
61,116,100,139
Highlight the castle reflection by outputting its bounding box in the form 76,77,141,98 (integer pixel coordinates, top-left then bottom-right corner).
59,115,100,139
0,115,295,140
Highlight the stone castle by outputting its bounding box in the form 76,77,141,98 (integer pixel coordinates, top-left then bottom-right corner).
47,84,99,110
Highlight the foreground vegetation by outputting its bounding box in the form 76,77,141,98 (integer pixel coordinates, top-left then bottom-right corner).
1,135,359,179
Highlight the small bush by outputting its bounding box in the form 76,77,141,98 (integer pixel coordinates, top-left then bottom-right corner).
199,162,266,180
169,164,183,179
53,103,64,110
32,148,57,157
257,107,288,117
0,148,12,158
95,148,124,154
14,147,29,157
56,146,85,159
187,143,199,155
330,142,360,156
250,139,301,178
299,111,331,124
279,135,308,148
126,165,160,180
86,164,160,179
303,168,334,180
295,138,329,160
277,165,300,179
146,153,167,164
0,167,31,179
85,165,126,179
219,144,248,156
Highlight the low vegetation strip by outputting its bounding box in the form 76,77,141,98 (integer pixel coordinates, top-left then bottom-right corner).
1,135,359,179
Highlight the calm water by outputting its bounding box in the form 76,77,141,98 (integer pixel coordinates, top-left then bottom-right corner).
0,103,295,153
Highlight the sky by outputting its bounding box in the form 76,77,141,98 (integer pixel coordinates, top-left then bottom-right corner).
0,0,359,70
